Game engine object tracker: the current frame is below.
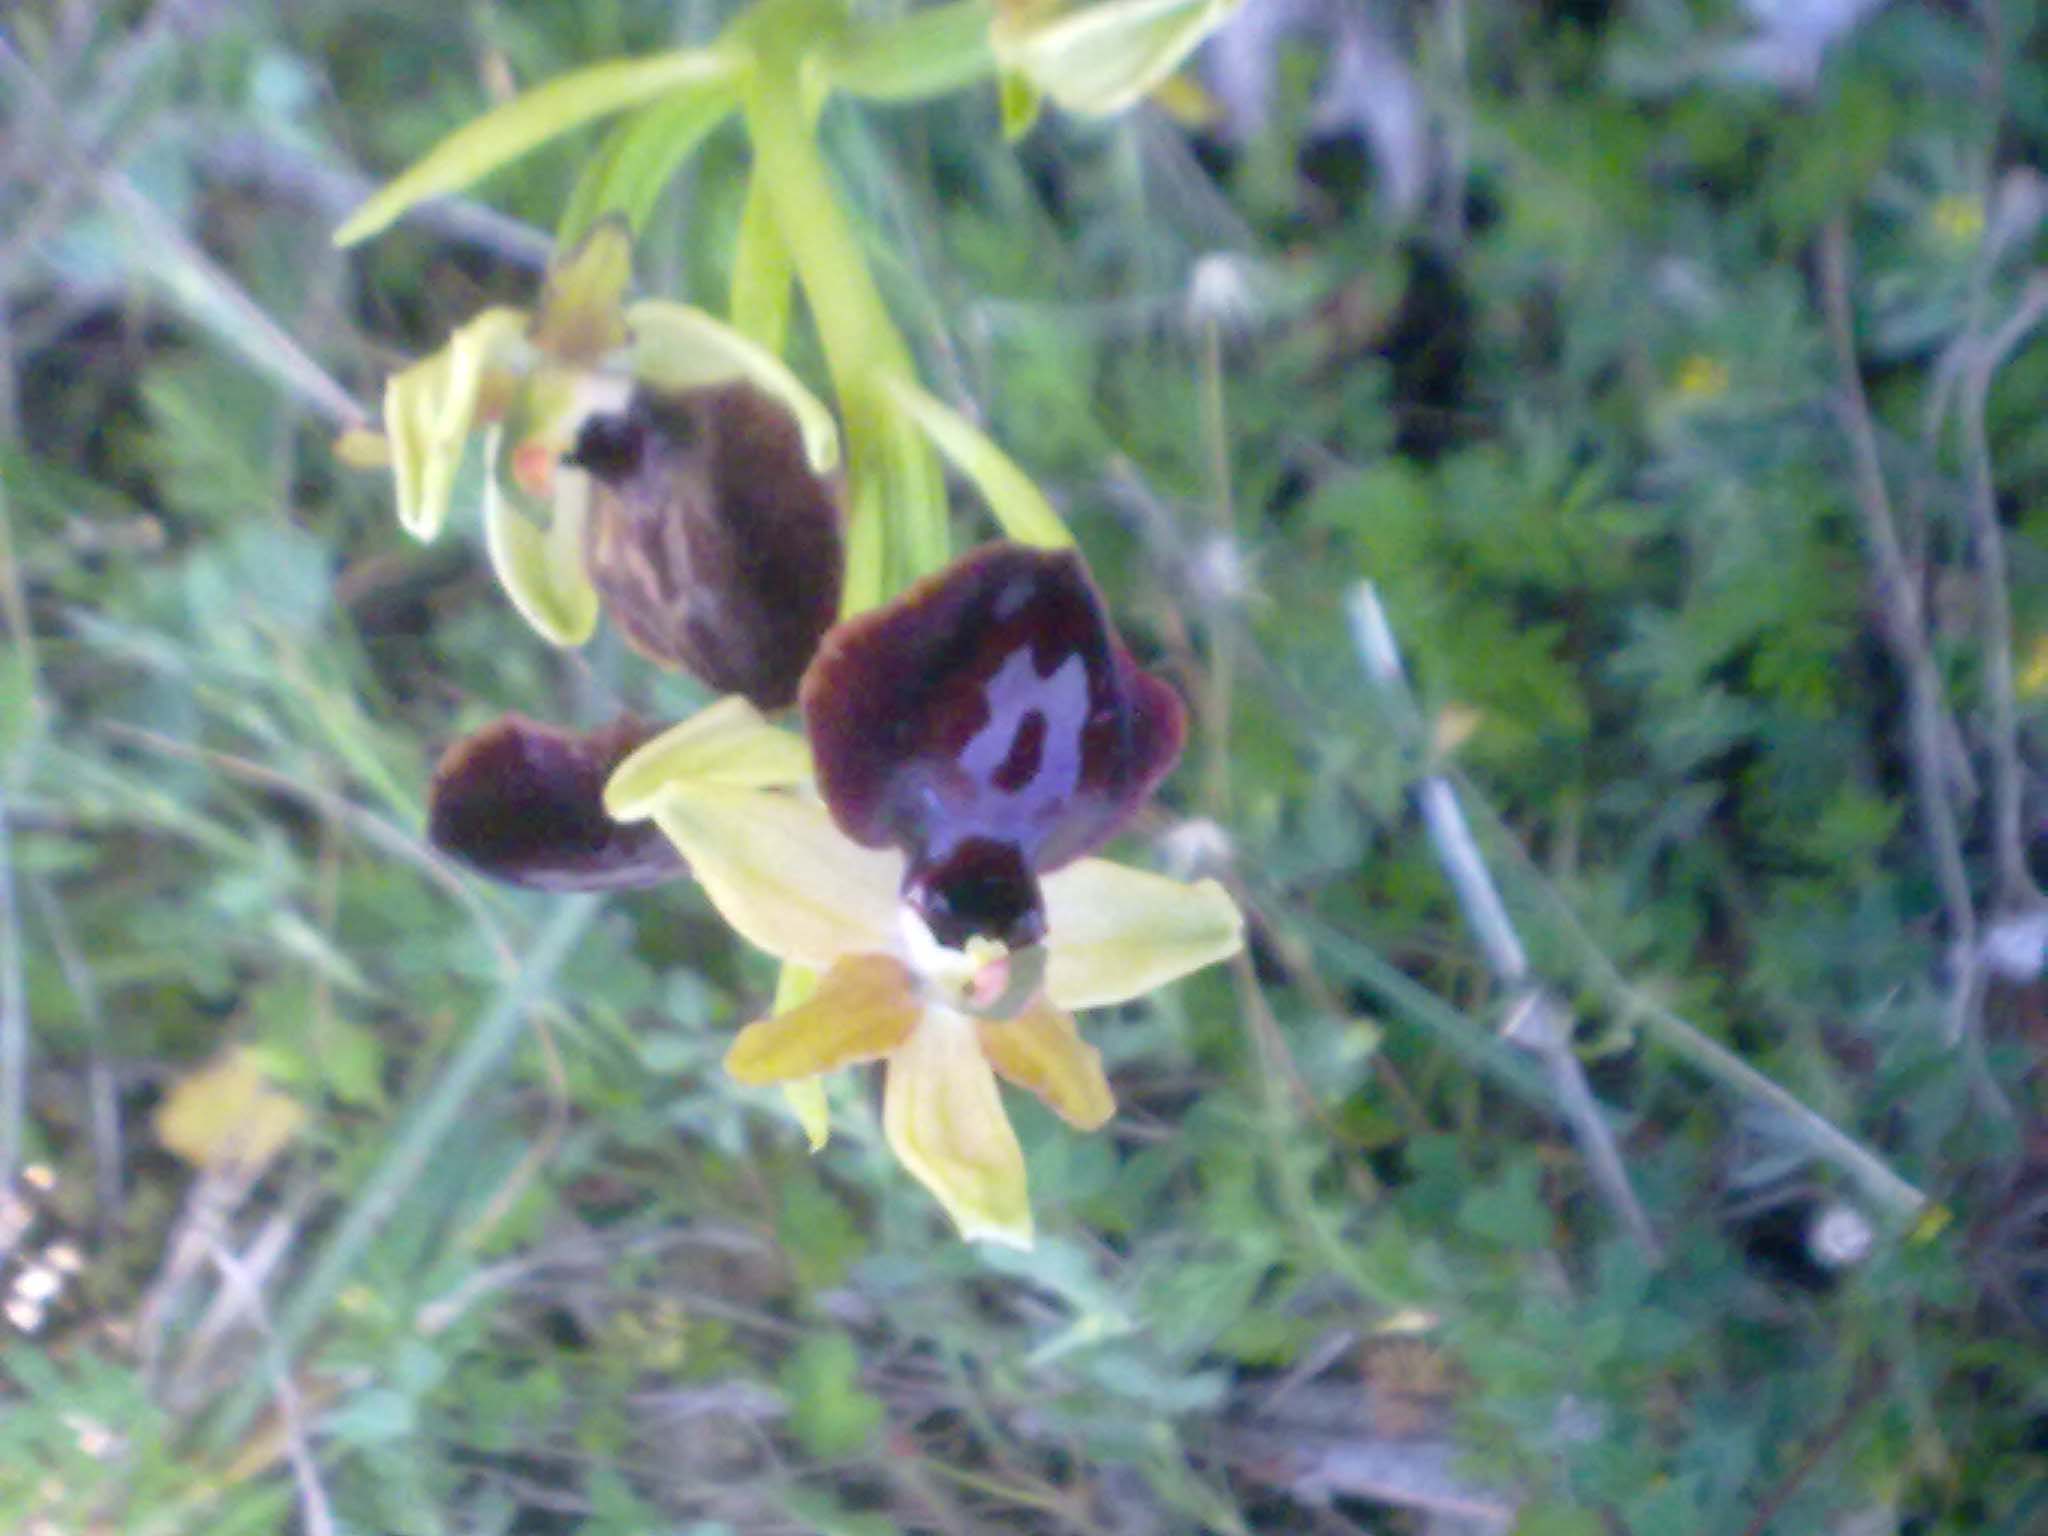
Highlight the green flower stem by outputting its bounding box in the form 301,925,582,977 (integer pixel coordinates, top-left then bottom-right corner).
823,0,997,103
738,0,948,604
730,167,795,353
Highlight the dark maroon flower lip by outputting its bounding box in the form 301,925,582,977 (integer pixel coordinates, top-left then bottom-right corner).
428,713,686,892
802,543,1185,942
569,382,842,711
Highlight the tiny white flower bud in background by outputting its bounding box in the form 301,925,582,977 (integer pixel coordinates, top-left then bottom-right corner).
1808,1202,1874,1270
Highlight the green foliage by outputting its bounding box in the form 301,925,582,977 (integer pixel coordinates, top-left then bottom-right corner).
8,0,2048,1533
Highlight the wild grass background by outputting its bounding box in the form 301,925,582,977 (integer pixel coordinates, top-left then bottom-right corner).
4,1,2048,1532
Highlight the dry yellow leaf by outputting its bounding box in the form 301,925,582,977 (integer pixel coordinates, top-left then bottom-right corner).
154,1048,306,1175
1432,703,1484,758
2018,632,2048,697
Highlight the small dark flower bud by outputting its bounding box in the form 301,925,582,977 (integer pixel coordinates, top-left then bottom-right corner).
569,384,843,711
428,713,685,891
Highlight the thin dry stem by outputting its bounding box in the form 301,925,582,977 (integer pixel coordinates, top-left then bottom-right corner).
1954,272,2048,908
26,877,123,1228
1819,216,1980,1038
1348,583,1662,1262
205,1233,337,1536
1456,782,1929,1221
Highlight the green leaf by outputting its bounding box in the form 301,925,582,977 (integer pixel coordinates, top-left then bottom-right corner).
779,1331,883,1459
557,80,740,246
1456,1159,1554,1250
336,46,745,246
1513,1505,1603,1536
320,1015,389,1111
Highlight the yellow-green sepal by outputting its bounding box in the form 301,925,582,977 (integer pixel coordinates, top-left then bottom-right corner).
1040,861,1243,1010
385,307,526,541
530,221,634,363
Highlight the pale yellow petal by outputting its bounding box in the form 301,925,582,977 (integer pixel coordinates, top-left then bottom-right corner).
726,954,919,1083
603,696,814,822
649,787,901,967
482,440,601,646
884,1011,1033,1248
978,1000,1115,1130
1041,861,1243,1010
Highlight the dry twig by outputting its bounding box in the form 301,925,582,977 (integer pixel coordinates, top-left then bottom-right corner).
1347,583,1663,1262
1820,216,1987,1045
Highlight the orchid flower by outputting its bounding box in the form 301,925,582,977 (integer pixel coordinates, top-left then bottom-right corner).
367,222,840,667
605,546,1243,1246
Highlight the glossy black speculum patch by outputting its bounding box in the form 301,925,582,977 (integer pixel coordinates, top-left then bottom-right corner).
428,714,684,891
905,837,1046,952
804,544,1185,946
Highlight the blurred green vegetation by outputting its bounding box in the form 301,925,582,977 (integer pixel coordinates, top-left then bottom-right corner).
5,1,2048,1533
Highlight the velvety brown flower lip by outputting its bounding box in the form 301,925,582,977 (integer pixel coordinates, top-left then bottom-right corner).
428,713,686,891
570,383,843,711
802,543,1185,941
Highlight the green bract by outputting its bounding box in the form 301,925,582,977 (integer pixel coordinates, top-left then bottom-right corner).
333,48,745,247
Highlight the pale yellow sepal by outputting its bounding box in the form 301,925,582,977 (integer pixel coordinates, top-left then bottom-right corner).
727,955,921,1082
1041,861,1242,1009
991,0,1244,118
335,47,745,247
155,1047,306,1176
885,1010,1034,1249
979,999,1115,1129
385,306,526,541
648,788,901,970
626,300,840,473
882,373,1072,549
603,696,814,821
482,440,601,646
